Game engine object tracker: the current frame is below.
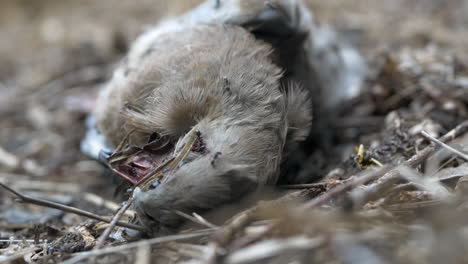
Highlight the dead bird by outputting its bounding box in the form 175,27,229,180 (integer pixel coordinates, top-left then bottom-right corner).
81,0,365,236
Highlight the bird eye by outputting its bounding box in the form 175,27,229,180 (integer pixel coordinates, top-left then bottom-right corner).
148,132,160,143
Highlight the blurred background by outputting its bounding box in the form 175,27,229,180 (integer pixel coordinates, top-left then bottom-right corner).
1,0,468,236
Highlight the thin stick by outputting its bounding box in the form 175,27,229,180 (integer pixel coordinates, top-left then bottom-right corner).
228,223,275,252
0,246,38,263
134,244,151,264
348,121,468,208
302,121,468,210
139,128,199,190
302,166,391,209
134,157,174,188
203,188,328,263
278,183,327,189
192,212,218,229
0,239,44,243
83,192,135,217
95,196,136,249
0,182,147,232
175,210,219,229
113,129,136,155
204,203,270,264
0,177,82,193
63,229,215,264
421,130,468,161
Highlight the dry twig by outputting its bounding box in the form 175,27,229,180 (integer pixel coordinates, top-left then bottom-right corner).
0,246,38,263
302,166,391,209
0,182,146,232
203,189,319,263
225,236,325,264
95,196,136,249
421,130,468,161
62,229,215,264
83,192,136,217
192,212,218,229
278,183,326,189
175,210,219,229
348,121,468,208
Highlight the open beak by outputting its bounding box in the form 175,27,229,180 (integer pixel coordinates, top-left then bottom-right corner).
103,127,204,189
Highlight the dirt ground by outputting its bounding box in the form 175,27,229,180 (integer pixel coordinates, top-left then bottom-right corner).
1,0,468,263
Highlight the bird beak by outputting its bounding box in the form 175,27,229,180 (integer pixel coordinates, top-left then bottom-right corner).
103,127,201,189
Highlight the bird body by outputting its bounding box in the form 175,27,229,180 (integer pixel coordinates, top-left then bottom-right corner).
97,23,309,179
81,0,363,235
93,24,310,233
